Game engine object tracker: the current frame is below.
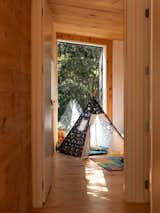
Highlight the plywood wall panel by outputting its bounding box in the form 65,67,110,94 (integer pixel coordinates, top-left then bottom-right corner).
0,0,31,212
124,0,150,203
48,0,123,40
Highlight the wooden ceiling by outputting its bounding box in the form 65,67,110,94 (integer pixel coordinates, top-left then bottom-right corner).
48,0,124,40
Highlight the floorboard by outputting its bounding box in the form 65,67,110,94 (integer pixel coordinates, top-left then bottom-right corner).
32,153,150,213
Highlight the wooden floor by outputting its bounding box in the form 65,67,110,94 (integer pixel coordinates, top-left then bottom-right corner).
32,153,150,213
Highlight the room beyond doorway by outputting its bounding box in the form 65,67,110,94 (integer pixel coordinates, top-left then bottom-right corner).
31,0,151,208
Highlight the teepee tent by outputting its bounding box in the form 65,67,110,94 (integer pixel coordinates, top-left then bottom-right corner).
57,97,121,158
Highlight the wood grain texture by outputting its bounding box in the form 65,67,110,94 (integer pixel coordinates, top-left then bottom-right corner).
56,33,113,119
124,0,150,203
48,0,124,40
107,41,113,120
0,0,31,212
32,153,149,213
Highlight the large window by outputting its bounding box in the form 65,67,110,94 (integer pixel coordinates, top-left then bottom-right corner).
57,41,105,139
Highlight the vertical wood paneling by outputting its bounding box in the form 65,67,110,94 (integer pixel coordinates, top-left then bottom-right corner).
124,0,150,203
0,0,31,212
112,41,124,134
31,0,43,207
151,0,160,212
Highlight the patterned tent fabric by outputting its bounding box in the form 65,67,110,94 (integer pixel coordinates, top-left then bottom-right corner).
57,97,111,157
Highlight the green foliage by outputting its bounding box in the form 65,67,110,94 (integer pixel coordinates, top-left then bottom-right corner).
58,42,103,120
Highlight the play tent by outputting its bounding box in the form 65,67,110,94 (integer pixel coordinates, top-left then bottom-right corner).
57,97,122,158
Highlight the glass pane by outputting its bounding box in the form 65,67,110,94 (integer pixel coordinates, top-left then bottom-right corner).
57,41,104,144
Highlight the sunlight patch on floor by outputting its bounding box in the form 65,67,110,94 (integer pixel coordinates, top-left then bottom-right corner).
85,162,110,200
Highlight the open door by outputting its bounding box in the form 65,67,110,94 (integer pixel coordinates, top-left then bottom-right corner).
31,0,54,206
42,41,54,203
42,1,54,203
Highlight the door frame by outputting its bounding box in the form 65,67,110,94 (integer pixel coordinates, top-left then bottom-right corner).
150,0,160,212
31,0,44,207
31,0,151,209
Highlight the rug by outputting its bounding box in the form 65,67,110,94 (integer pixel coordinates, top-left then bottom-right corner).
90,156,124,172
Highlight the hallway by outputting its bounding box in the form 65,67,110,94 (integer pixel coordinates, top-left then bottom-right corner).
32,153,149,213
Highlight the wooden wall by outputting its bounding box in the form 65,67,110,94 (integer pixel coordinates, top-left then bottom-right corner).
124,0,150,203
48,0,123,40
151,0,160,212
0,1,31,212
112,40,124,134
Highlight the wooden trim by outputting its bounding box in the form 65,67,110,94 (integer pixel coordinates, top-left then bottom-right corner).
56,32,113,119
151,0,160,212
31,0,43,207
107,41,113,120
124,0,150,203
57,32,113,46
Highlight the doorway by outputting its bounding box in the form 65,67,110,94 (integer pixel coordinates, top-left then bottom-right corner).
55,37,124,173
31,0,150,208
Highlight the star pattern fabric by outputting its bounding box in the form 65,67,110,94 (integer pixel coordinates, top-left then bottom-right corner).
58,97,109,157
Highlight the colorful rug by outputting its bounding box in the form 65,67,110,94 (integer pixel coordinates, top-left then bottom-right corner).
90,156,124,172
